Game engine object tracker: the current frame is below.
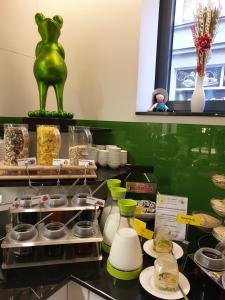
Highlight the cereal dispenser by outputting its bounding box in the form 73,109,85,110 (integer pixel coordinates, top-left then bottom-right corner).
36,125,61,165
68,126,92,165
4,124,29,165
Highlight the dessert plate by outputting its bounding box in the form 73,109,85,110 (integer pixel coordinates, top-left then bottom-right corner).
143,239,184,260
139,266,190,300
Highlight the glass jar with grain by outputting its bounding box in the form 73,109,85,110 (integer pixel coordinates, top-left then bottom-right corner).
37,125,61,165
4,124,29,165
68,126,92,165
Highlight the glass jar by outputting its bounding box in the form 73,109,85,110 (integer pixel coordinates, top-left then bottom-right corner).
153,226,173,254
102,187,127,253
4,124,29,165
100,179,121,231
37,125,61,165
154,254,179,291
68,126,92,165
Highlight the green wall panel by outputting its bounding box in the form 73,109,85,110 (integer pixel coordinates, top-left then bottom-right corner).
0,117,224,213
77,119,225,213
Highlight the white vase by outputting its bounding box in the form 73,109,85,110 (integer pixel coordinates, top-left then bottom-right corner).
191,74,205,112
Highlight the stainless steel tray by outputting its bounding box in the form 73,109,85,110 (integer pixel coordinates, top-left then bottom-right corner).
10,198,98,213
2,255,103,269
2,243,102,270
2,227,103,248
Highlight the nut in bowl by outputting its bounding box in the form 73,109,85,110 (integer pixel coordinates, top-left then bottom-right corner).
192,211,222,233
212,174,225,190
213,226,225,243
211,198,225,217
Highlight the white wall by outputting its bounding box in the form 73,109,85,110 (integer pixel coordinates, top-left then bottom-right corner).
0,0,225,125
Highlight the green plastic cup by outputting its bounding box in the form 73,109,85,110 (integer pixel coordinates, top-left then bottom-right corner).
118,199,137,216
110,187,127,201
106,179,121,189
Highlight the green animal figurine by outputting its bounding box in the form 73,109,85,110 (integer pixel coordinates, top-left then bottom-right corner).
29,13,73,118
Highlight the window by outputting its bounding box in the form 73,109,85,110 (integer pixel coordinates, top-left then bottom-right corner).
142,0,225,114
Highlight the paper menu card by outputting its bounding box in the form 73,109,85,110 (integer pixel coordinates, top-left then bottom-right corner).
155,194,188,241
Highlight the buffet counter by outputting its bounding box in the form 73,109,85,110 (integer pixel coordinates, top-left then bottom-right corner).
0,239,224,300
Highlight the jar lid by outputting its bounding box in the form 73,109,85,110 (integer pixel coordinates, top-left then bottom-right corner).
106,179,121,189
110,187,127,201
118,199,137,216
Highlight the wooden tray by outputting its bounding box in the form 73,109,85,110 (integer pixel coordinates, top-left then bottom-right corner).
0,162,97,180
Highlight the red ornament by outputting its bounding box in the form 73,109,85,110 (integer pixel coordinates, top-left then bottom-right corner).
195,34,212,52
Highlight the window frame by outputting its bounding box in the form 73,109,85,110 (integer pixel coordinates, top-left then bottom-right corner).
136,0,225,115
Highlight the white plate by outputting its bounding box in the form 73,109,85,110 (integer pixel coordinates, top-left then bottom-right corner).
143,240,184,260
139,266,190,300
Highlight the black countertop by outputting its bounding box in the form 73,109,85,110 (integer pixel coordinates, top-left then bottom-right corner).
1,238,225,300
0,166,224,299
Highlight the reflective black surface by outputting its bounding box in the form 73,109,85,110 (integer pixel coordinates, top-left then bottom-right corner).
0,240,225,300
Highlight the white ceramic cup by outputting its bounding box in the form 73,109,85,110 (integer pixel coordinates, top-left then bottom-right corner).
120,150,127,166
106,145,118,150
98,150,109,167
108,162,121,169
108,149,121,169
87,146,98,163
94,144,106,150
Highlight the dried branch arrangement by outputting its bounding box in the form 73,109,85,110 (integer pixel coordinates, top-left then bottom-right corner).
191,0,221,76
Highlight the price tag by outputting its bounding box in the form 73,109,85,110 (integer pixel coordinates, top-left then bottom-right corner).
86,196,105,207
78,160,95,166
31,194,50,203
11,194,50,210
131,218,153,239
141,229,154,240
17,157,36,166
176,213,201,226
125,182,157,194
132,218,146,235
53,159,70,166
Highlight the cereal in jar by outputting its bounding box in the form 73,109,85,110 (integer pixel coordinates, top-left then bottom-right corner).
37,125,61,165
68,126,92,165
4,124,29,165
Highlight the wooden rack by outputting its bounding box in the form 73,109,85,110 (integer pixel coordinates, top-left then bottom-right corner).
0,162,97,180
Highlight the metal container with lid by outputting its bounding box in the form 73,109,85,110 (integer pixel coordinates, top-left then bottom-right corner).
71,193,90,206
43,194,68,208
10,224,38,241
72,220,95,238
41,222,67,239
194,247,225,271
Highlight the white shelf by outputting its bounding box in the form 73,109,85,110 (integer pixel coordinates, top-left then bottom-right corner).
176,87,225,91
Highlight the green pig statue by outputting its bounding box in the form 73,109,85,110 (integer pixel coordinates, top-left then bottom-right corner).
29,13,73,118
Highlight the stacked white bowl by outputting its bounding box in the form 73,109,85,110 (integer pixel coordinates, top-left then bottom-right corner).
90,145,127,168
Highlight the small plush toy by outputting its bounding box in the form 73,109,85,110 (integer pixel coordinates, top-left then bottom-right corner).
148,88,170,112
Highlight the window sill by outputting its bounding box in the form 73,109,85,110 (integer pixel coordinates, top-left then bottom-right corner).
136,100,225,117
135,111,225,117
